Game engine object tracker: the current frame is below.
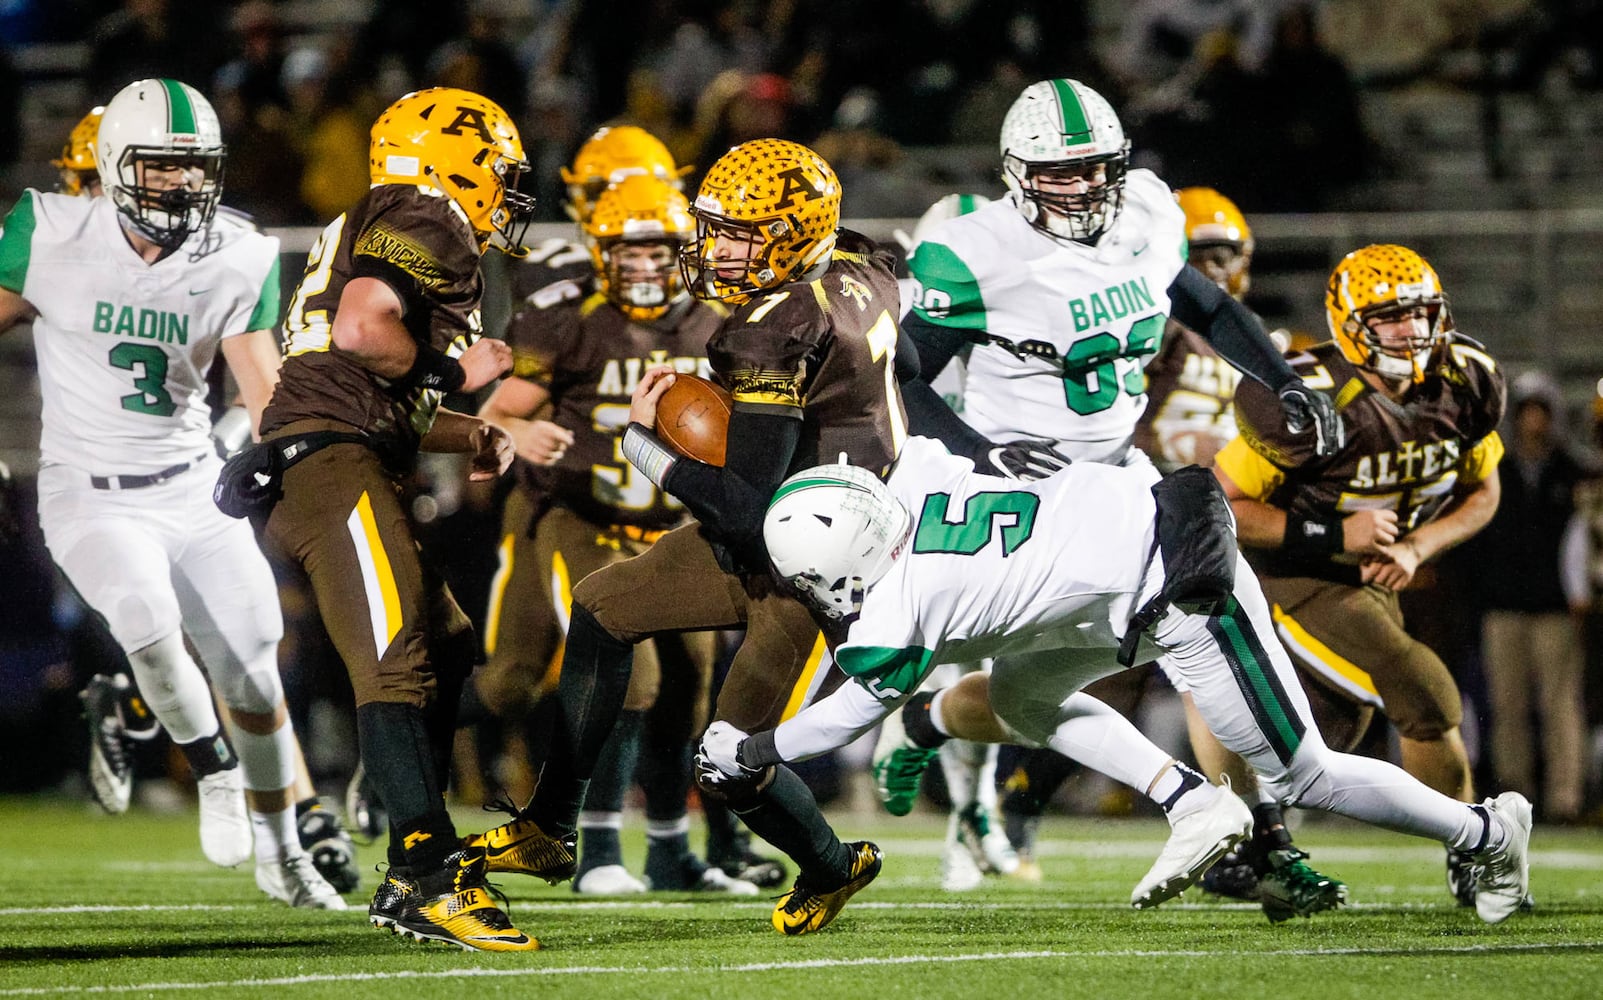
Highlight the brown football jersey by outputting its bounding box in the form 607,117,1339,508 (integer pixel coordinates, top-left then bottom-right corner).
1134,319,1241,473
507,291,723,529
710,229,907,477
1218,336,1508,583
508,236,594,308
262,185,484,455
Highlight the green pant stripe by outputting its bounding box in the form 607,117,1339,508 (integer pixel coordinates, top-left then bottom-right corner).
1207,597,1305,765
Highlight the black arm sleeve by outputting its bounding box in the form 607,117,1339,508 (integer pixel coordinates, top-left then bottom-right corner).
1167,265,1295,392
663,407,802,556
902,376,991,463
901,311,970,382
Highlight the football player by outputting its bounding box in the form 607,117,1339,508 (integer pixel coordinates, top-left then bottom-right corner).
255,87,535,951
999,187,1341,915
52,106,105,198
1213,244,1510,909
718,445,1532,925
0,79,342,909
466,174,755,895
473,139,902,935
881,80,1346,916
509,125,691,308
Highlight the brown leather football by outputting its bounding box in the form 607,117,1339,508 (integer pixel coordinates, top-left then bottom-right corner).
654,372,732,467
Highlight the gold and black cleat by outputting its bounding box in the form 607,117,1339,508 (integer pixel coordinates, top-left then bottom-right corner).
369,848,540,952
772,841,882,936
464,817,577,884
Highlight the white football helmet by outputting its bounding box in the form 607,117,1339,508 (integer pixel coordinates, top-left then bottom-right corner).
764,463,911,620
96,78,225,249
1000,79,1129,245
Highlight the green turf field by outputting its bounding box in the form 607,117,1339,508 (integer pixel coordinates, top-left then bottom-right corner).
2,796,1600,999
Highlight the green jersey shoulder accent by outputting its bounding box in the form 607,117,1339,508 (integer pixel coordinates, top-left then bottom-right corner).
908,239,987,330
836,643,935,703
0,190,38,293
245,254,282,331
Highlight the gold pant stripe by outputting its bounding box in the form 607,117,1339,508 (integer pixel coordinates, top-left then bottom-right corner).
779,632,830,723
1271,603,1385,708
482,531,516,656
347,490,402,660
542,549,574,690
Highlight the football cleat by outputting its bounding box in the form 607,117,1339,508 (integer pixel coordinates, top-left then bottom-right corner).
297,799,362,893
1198,844,1261,901
711,849,788,890
196,768,253,868
371,848,539,952
1445,847,1478,908
573,864,646,895
871,708,938,817
1257,849,1348,923
644,850,759,895
1471,792,1533,924
957,802,1019,875
1130,790,1252,909
343,762,388,843
465,816,577,883
80,674,134,815
772,841,883,935
940,835,984,892
256,850,349,910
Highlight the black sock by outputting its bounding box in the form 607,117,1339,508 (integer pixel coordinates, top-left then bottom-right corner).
702,795,747,863
730,765,851,886
176,729,237,778
578,824,623,871
903,693,948,750
1002,748,1078,817
1252,801,1294,854
523,603,633,836
639,741,693,824
583,710,643,815
356,701,456,868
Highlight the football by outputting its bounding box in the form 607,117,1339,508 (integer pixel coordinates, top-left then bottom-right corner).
654,372,732,467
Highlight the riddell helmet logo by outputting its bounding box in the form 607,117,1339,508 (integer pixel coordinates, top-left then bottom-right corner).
773,166,821,209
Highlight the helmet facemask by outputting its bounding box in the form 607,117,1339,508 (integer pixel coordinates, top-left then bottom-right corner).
111,148,225,249
1350,298,1447,384
442,148,535,258
1003,149,1128,245
1189,241,1251,299
601,238,686,322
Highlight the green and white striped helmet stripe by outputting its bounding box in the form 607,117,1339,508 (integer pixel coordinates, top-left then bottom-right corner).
1049,79,1092,145
160,78,197,135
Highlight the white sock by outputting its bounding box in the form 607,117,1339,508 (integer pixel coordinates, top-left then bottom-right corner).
929,689,954,737
127,632,220,744
251,805,302,864
230,718,298,794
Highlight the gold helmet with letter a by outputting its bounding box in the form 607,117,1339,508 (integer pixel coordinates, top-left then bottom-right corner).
561,125,689,225
1326,244,1448,383
1177,187,1253,299
680,138,840,305
53,106,105,197
370,87,535,256
584,174,695,322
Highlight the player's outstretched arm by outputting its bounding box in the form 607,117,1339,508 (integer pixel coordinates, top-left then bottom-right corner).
218,328,281,439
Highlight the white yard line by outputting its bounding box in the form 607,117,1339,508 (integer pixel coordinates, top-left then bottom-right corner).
2,944,1601,996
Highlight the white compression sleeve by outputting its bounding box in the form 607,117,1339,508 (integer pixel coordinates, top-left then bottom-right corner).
772,681,890,762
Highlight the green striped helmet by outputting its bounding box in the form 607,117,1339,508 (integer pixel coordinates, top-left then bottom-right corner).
96,78,226,249
1000,79,1129,245
764,462,911,620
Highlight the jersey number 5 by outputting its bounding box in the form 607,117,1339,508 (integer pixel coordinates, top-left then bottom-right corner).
913,491,1039,556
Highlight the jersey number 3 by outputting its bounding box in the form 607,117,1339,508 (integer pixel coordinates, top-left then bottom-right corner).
108,343,176,417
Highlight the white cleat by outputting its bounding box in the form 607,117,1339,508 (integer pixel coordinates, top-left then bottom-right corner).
256,851,349,909
1130,789,1252,909
690,865,760,896
1472,792,1532,925
941,837,985,892
196,769,252,868
574,864,647,895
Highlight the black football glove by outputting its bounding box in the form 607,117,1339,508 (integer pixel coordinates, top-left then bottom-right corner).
1277,382,1344,458
982,439,1070,481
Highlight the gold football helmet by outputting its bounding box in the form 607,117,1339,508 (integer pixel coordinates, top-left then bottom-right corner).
585,174,695,323
1177,187,1253,299
370,87,535,256
561,125,689,225
53,106,105,197
1326,244,1448,383
680,138,840,305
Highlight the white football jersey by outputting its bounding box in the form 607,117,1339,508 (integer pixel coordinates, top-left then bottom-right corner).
906,170,1187,461
0,191,279,474
838,436,1162,702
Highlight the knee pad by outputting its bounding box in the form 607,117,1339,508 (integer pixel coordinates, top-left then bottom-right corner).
212,645,285,716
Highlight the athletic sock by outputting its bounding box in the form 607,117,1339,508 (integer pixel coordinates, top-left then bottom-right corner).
904,693,948,749
730,765,852,886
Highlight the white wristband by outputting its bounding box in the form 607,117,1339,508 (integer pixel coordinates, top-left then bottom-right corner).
621,423,678,488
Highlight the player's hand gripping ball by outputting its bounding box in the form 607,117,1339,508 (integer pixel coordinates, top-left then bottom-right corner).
654,373,732,467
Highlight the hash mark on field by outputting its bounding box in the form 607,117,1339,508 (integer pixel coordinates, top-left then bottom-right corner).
4,944,1603,995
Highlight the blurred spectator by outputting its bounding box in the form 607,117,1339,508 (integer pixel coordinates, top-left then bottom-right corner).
212,33,303,226
1468,372,1591,822
87,0,226,102
426,8,528,126
291,41,383,224
686,71,800,183
811,88,941,218
212,1,287,120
